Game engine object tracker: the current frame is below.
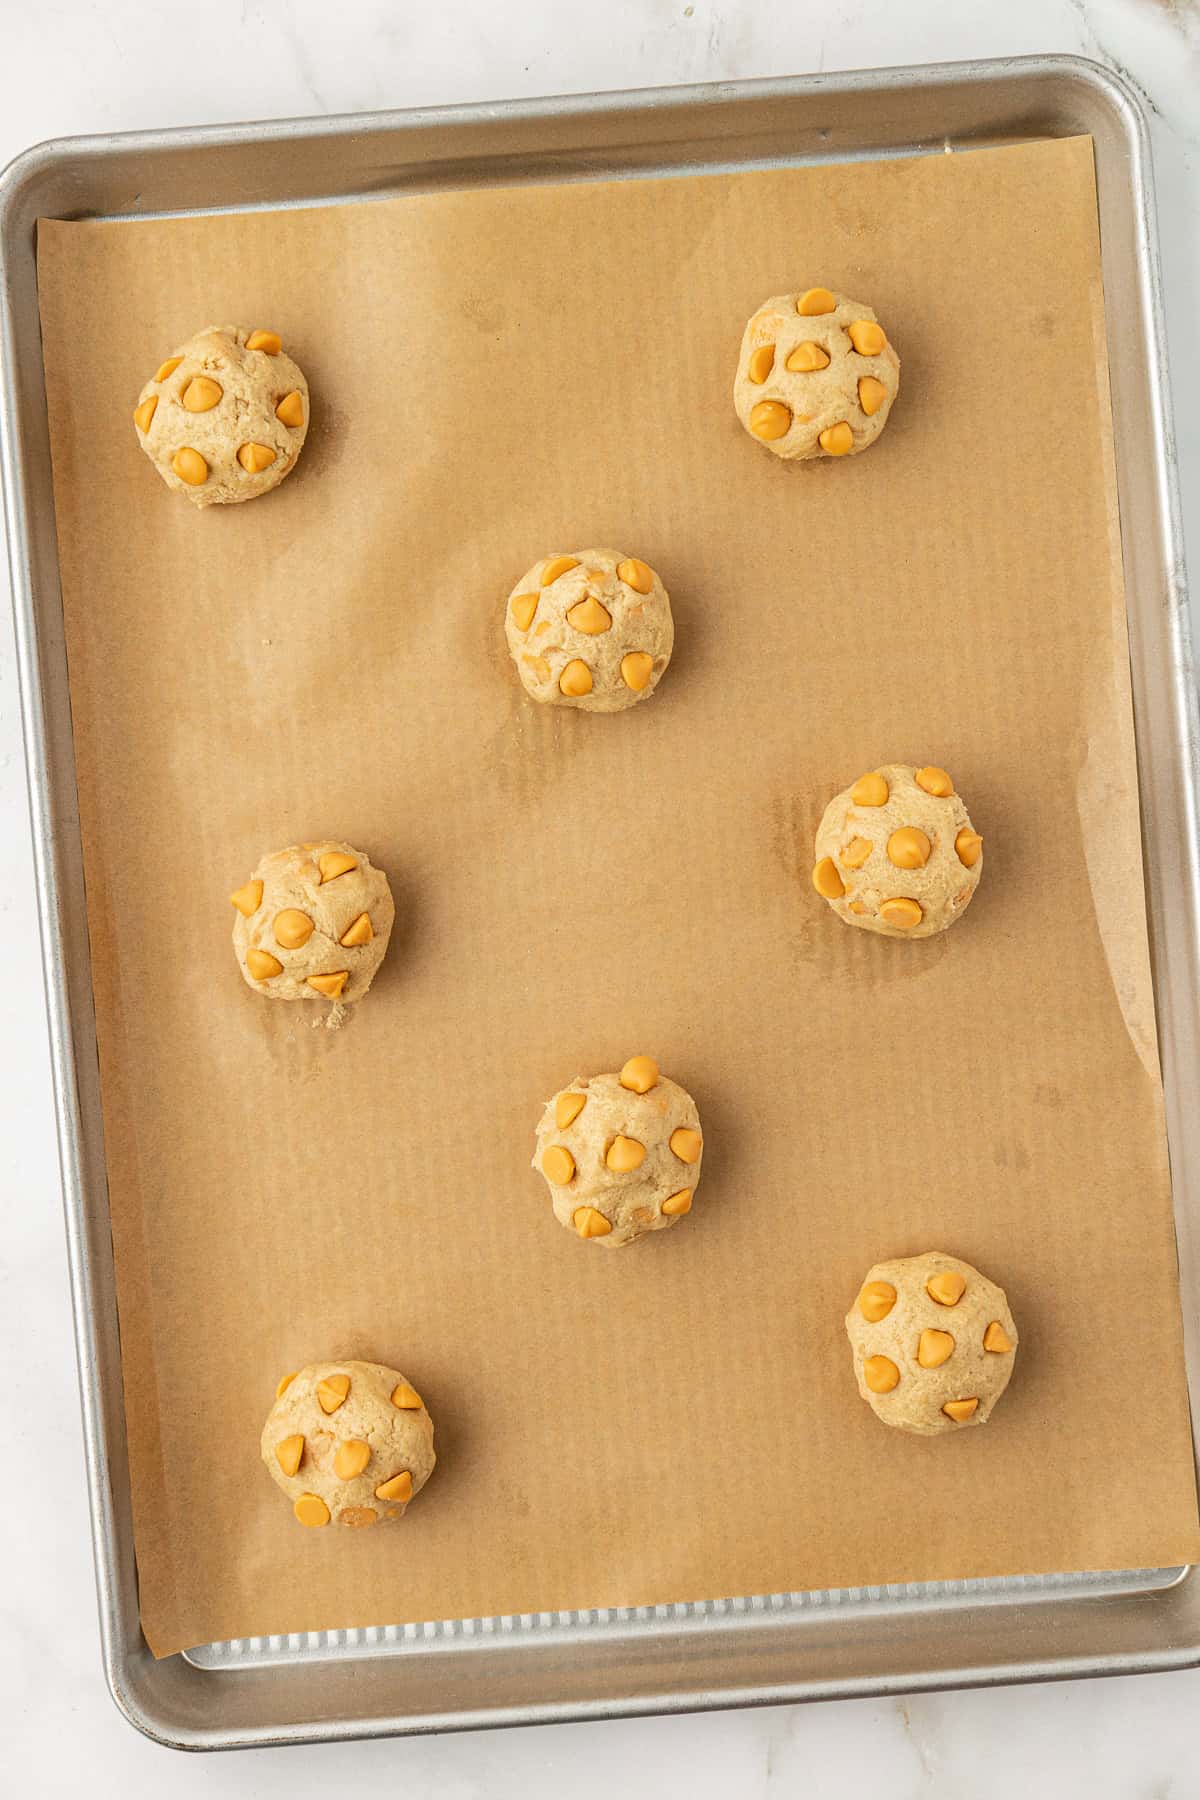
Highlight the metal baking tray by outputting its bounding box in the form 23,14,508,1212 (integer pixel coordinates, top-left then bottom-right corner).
3,54,1199,1750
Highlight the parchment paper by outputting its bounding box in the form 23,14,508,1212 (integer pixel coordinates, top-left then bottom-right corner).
36,133,1200,1659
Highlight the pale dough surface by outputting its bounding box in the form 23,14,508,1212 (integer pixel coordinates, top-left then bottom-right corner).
134,324,308,505
231,840,394,1004
534,1061,703,1246
504,549,674,713
813,762,982,938
733,289,899,460
845,1251,1019,1437
261,1360,436,1528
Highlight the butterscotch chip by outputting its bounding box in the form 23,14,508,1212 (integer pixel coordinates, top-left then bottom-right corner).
306,971,348,999
927,1270,966,1307
237,442,276,474
318,851,357,883
230,879,263,917
917,1328,955,1369
605,1134,646,1172
375,1471,414,1503
566,597,612,635
231,841,394,1006
510,593,538,631
317,1374,351,1414
848,319,887,355
245,948,283,981
182,375,223,412
534,1061,704,1247
542,1144,576,1185
812,763,984,938
555,1090,587,1129
339,912,373,947
294,1493,330,1527
274,908,314,949
846,1251,1018,1435
619,1055,659,1094
735,288,899,460
863,1356,899,1394
541,555,579,585
275,1434,304,1476
749,399,792,441
818,422,854,456
134,326,309,506
333,1439,371,1480
747,343,775,383
857,1281,896,1322
669,1127,702,1164
785,341,831,373
172,447,208,486
573,1205,613,1238
812,856,845,899
984,1321,1013,1353
275,1371,297,1398
275,390,305,427
505,550,673,713
262,1359,435,1529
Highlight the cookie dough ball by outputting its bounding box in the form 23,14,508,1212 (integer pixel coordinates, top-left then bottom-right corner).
534,1055,703,1246
734,287,899,461
504,550,674,713
133,325,308,506
845,1252,1018,1436
230,841,394,1005
812,763,983,938
261,1360,436,1528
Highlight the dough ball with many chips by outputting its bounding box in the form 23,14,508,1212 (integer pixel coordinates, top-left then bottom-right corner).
812,762,983,938
230,840,394,1006
261,1359,436,1528
504,550,674,713
734,287,899,461
534,1055,703,1246
845,1251,1018,1436
133,325,308,506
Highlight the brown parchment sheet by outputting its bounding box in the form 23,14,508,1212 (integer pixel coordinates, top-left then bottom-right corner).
36,133,1200,1658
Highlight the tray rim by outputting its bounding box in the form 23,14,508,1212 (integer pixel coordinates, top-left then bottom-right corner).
4,51,1200,1749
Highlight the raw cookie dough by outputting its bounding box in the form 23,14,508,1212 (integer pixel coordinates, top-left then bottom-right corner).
734,287,899,461
230,841,395,1005
504,550,674,713
812,763,983,938
133,325,309,506
845,1251,1018,1436
261,1359,436,1528
534,1055,704,1245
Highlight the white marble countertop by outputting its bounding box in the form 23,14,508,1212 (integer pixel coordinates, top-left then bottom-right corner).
3,1,1198,1792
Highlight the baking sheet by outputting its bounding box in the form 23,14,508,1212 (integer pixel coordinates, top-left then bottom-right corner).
35,132,1200,1660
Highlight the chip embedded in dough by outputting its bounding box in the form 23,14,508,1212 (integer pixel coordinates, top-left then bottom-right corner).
261,1359,436,1527
733,289,899,461
812,762,982,938
133,325,309,505
845,1251,1018,1436
504,549,674,713
533,1055,703,1245
230,841,395,1005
